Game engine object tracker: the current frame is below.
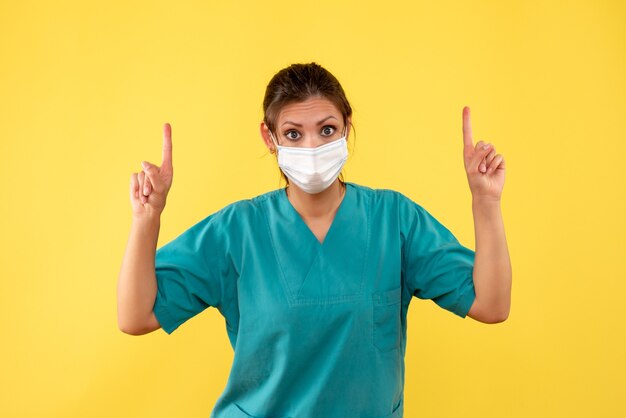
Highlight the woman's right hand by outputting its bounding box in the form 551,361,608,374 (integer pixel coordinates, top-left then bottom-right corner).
130,123,174,219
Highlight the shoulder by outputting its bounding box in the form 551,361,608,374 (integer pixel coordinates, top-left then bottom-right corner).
346,183,445,241
345,181,395,201
346,181,425,212
159,188,284,251
195,187,283,226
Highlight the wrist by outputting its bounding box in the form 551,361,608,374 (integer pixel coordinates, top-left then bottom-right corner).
472,195,501,207
132,212,161,227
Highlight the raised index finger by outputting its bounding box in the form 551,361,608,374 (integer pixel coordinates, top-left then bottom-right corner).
162,122,172,169
462,106,473,148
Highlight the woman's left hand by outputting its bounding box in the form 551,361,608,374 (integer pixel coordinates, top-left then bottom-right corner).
462,106,505,201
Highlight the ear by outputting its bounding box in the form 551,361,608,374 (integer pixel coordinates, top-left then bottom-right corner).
259,121,276,153
345,116,352,138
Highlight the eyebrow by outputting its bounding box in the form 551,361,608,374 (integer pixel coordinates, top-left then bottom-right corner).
281,115,338,127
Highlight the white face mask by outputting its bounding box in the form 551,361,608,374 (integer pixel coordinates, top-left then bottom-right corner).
269,127,348,194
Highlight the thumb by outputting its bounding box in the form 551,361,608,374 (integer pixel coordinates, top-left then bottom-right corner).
141,161,164,192
469,144,493,173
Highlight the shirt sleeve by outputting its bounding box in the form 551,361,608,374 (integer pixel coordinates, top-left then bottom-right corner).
399,193,477,318
152,210,228,334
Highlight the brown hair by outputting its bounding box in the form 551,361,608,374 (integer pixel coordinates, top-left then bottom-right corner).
262,62,356,188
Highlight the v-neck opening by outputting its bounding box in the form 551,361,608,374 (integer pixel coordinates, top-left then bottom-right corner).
281,182,351,247
263,181,370,305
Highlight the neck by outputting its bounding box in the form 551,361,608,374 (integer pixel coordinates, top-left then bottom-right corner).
286,179,346,219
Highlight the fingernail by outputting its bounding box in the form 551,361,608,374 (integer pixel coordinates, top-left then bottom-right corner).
483,143,490,150
141,161,148,169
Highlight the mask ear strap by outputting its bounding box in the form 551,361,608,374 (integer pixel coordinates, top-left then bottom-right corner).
268,128,280,151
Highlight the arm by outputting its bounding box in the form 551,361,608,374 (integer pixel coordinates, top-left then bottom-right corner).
119,122,173,335
467,197,512,323
461,106,511,323
117,214,163,335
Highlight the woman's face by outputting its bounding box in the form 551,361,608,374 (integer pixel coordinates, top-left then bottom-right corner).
260,96,350,151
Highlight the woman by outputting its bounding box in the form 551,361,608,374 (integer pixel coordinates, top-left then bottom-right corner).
117,62,511,418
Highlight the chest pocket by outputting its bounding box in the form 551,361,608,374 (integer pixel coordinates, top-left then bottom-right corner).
232,403,292,418
372,287,402,352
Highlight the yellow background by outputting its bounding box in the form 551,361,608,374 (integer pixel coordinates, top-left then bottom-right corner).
1,0,624,417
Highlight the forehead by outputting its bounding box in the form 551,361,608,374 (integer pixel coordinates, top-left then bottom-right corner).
277,96,341,125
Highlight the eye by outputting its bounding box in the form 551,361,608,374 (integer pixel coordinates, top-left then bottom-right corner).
284,130,300,141
321,125,336,136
